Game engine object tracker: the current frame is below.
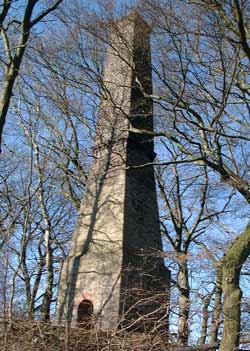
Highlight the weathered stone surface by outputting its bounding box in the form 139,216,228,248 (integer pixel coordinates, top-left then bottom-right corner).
56,12,170,331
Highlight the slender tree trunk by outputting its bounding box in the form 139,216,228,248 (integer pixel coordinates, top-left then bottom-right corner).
198,294,212,345
0,0,63,145
219,224,250,351
33,142,54,321
0,1,36,144
28,247,45,319
177,252,190,345
209,266,222,345
2,249,9,318
20,213,32,315
40,227,54,321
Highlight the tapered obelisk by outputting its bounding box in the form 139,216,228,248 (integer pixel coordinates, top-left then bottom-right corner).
56,12,170,331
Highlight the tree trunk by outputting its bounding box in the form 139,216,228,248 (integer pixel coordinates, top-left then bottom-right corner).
177,252,190,345
198,294,212,345
33,141,54,321
28,246,45,319
219,224,250,351
209,266,222,345
40,227,54,321
0,0,63,145
0,0,36,145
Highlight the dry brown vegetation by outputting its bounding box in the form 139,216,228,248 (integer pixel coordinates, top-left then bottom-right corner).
0,318,170,351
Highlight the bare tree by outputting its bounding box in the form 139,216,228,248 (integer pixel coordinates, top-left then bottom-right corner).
135,1,250,349
156,146,231,344
0,0,64,148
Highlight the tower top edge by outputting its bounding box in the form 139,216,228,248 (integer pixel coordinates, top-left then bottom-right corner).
111,11,151,32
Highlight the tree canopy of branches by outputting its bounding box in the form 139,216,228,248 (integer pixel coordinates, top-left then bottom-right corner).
0,0,64,148
0,1,250,351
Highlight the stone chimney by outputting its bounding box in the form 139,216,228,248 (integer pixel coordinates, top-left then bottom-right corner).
56,12,170,332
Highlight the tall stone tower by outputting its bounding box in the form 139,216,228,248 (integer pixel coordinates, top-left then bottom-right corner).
56,12,170,332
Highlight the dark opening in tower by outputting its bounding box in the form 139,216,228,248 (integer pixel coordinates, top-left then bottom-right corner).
77,299,93,328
